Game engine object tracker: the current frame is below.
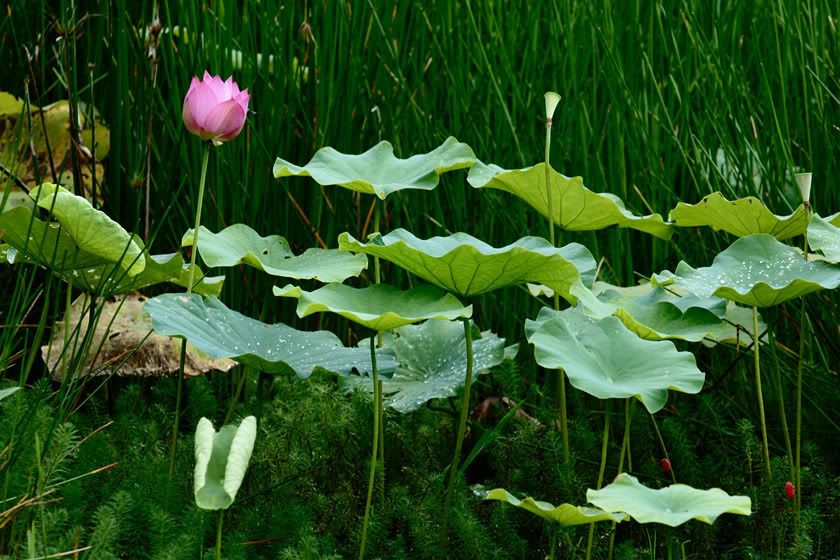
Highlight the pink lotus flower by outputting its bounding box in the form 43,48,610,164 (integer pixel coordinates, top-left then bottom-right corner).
182,71,250,144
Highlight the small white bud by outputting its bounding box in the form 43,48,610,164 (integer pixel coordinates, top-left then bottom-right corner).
544,91,561,121
795,172,812,203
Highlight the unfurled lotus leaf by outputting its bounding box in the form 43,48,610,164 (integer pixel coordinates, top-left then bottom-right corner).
808,214,840,263
182,224,366,283
194,416,257,510
526,308,705,413
468,162,672,240
586,473,751,526
343,320,514,413
828,212,840,227
338,229,596,302
42,294,235,380
274,283,472,332
0,184,144,277
274,137,475,199
669,192,807,240
144,293,398,377
484,488,626,525
0,386,20,403
652,234,840,307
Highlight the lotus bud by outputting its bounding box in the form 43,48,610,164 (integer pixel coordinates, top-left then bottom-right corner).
661,457,672,474
544,91,561,123
182,71,250,145
784,481,796,501
795,172,812,204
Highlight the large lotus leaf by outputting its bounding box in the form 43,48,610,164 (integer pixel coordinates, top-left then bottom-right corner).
274,283,472,332
808,214,840,263
144,293,398,377
484,488,626,526
669,192,807,240
194,416,257,510
0,386,20,403
652,234,840,307
42,294,235,380
274,137,475,199
183,224,367,283
0,185,144,276
828,212,840,227
526,308,705,413
343,320,514,413
586,473,751,526
468,162,672,239
338,229,596,302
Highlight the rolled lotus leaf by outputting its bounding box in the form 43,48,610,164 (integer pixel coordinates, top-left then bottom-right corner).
182,224,367,283
587,473,751,526
338,229,596,302
468,161,673,239
526,308,705,413
194,416,257,510
669,192,807,240
652,234,840,307
274,283,472,332
274,137,475,199
484,488,626,526
807,214,840,263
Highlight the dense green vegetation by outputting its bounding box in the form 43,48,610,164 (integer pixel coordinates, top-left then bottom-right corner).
2,1,840,559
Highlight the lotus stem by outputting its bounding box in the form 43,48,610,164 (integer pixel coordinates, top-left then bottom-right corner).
549,524,558,560
650,409,676,484
215,509,224,560
443,316,474,532
607,399,632,560
585,401,611,560
373,200,385,496
752,305,772,478
358,335,380,560
169,143,211,480
225,366,248,425
796,204,813,534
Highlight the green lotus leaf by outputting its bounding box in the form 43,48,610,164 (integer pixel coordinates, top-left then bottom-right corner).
338,229,596,302
0,386,20,403
468,162,672,239
484,488,626,526
182,224,366,283
194,416,257,510
828,212,840,227
807,214,840,263
526,308,705,413
652,234,840,307
669,192,807,240
144,293,397,377
586,473,751,526
343,320,514,413
30,183,144,275
274,137,475,199
274,283,472,332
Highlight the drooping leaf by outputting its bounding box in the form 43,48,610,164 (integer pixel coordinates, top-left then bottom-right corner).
669,192,807,240
194,416,257,510
343,320,514,413
652,234,840,307
0,386,20,403
828,212,840,227
338,229,596,302
483,488,626,526
586,473,751,526
275,283,471,332
0,184,144,276
807,214,840,263
182,224,367,283
42,294,235,380
274,137,475,199
526,308,705,413
144,293,398,377
468,162,673,239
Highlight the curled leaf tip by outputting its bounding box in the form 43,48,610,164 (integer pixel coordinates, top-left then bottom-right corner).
544,91,561,121
795,172,812,203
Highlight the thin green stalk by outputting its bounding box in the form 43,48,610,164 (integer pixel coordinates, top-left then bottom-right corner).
443,317,474,532
753,305,772,478
796,204,813,532
169,143,211,479
607,399,631,560
585,402,611,560
373,200,385,496
549,524,558,560
359,335,380,560
650,409,677,484
225,367,248,425
215,509,223,560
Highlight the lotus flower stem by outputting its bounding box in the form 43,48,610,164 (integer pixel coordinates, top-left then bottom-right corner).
549,524,558,560
585,401,611,560
215,510,224,560
358,335,380,560
443,316,474,532
752,305,772,478
649,410,676,484
169,143,211,479
607,399,632,560
373,201,385,495
796,202,813,534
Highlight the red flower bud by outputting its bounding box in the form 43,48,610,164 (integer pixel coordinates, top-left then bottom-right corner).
661,458,672,474
785,481,796,501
